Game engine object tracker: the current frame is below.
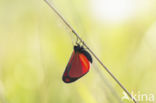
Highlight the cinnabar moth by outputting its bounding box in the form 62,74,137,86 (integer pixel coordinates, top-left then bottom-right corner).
63,44,92,83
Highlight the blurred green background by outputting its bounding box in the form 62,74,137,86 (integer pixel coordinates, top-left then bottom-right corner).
0,0,156,103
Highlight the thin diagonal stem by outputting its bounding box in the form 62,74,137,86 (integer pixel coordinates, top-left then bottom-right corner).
44,0,137,103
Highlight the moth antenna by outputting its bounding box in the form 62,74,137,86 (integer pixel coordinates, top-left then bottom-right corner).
75,36,80,45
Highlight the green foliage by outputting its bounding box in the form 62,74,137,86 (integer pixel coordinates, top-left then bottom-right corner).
0,0,156,103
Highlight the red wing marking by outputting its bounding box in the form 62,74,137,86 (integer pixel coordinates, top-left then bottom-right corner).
68,53,90,78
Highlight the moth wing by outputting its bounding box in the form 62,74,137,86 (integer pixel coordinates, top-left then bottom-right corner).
63,52,91,83
68,53,90,78
62,52,78,83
